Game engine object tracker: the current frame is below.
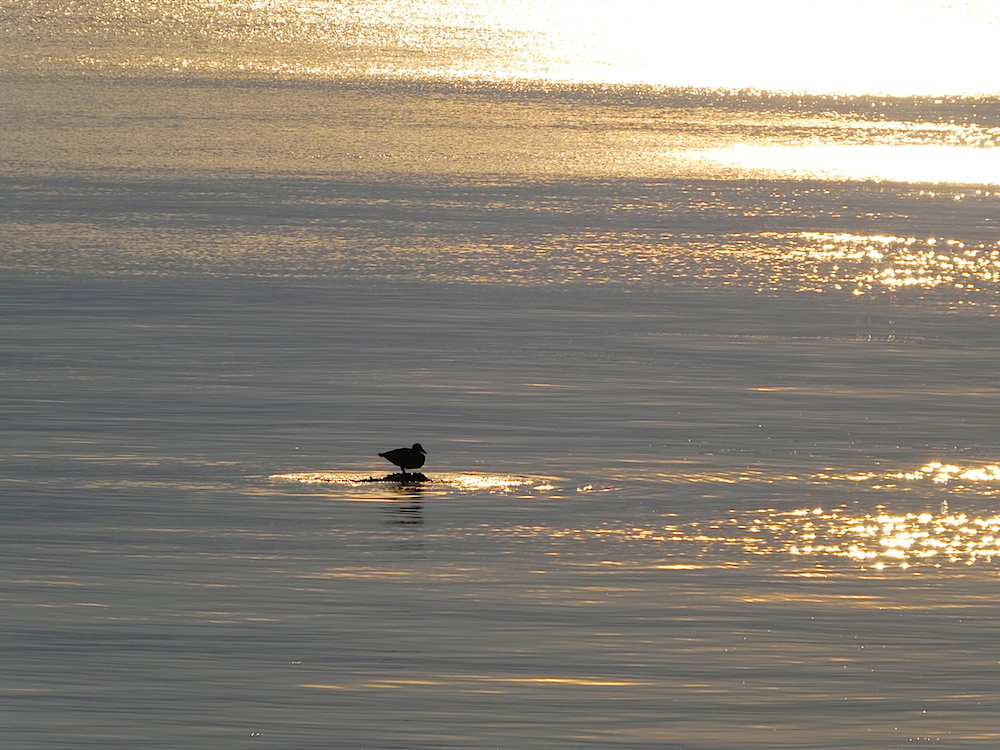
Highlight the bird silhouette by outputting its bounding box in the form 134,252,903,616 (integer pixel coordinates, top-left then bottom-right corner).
378,443,427,473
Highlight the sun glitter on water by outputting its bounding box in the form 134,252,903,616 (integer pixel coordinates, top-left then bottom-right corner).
504,458,1000,572
699,143,1000,185
531,0,1000,95
14,0,1000,95
722,504,1000,570
816,460,1000,494
681,458,1000,570
270,471,555,495
725,225,1000,301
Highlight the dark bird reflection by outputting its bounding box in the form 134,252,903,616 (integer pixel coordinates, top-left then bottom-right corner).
381,481,426,526
383,499,424,526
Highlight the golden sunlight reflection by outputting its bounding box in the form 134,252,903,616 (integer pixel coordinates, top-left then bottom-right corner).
663,459,1000,498
484,459,1000,571
714,504,1000,570
758,230,1000,299
270,471,548,494
504,501,1000,571
890,462,1000,484
819,460,1000,493
36,0,999,94
275,1,999,94
701,143,1000,184
684,458,1000,568
301,673,655,691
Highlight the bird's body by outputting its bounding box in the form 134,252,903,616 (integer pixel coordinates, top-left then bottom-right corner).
378,443,427,473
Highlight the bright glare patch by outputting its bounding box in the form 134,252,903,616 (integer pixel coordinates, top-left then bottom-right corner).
755,231,1000,299
535,503,1000,571
677,459,1000,569
494,458,1000,571
268,0,1000,94
700,143,1000,185
818,460,1000,491
737,505,1000,569
887,461,1000,484
443,473,539,493
270,471,544,494
26,0,1000,94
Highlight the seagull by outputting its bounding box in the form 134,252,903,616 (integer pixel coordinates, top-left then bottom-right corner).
378,443,427,473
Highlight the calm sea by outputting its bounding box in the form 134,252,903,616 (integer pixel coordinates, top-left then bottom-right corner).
4,1,1000,748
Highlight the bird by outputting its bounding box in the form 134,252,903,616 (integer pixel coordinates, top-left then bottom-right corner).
378,443,427,473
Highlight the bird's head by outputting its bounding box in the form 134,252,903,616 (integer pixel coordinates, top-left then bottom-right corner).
412,443,426,454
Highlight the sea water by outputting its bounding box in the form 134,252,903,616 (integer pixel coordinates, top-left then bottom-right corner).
4,1,1000,748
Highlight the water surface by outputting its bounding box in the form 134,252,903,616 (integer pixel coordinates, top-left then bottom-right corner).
4,2,1000,747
